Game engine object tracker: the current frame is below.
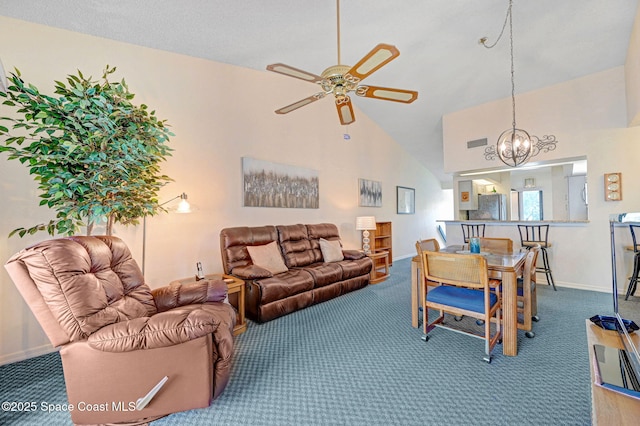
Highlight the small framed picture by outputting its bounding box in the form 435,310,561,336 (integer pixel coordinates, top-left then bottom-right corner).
396,186,415,214
359,178,382,207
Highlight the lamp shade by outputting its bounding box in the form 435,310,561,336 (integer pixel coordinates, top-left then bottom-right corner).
175,193,192,213
356,216,376,231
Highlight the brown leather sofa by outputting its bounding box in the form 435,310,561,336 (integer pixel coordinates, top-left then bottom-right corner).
5,236,236,425
220,223,372,323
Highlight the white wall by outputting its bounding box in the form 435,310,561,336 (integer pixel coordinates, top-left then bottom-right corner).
626,2,640,126
443,68,640,295
443,67,628,173
0,17,450,364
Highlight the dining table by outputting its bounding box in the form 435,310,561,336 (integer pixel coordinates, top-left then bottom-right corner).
411,244,527,356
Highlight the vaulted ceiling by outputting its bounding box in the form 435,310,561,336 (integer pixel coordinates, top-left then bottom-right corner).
2,0,637,184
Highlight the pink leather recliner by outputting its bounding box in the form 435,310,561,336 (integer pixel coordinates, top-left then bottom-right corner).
4,236,236,425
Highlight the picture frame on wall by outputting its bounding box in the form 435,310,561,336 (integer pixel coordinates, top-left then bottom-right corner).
242,157,319,208
359,178,382,207
397,186,415,214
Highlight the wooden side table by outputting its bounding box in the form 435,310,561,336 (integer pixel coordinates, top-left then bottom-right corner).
586,319,640,424
170,273,246,336
367,250,390,284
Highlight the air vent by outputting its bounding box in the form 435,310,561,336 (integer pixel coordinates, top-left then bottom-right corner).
467,138,488,149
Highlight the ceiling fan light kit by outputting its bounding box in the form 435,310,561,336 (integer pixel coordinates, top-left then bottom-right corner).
266,0,417,126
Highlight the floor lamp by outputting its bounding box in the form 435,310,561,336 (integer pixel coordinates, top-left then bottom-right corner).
356,216,376,254
142,192,191,276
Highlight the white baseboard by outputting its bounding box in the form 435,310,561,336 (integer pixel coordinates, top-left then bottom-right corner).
0,344,57,366
536,277,609,293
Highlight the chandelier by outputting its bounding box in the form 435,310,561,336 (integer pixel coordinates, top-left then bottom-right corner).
480,0,532,167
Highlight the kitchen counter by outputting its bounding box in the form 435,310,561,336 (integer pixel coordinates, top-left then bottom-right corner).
438,219,589,226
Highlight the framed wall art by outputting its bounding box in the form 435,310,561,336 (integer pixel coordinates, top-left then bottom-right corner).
242,157,319,208
359,178,382,207
396,186,415,214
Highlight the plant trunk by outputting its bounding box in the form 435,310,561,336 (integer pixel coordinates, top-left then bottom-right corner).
87,221,94,236
106,214,115,236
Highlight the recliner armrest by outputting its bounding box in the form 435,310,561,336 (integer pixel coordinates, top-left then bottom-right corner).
152,279,227,313
231,264,273,279
88,304,227,352
342,249,366,260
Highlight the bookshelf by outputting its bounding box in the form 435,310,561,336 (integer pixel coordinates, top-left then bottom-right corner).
371,221,392,266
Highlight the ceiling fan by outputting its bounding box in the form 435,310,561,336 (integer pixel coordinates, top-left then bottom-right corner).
266,0,418,126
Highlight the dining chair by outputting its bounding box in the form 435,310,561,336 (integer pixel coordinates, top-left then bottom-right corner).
517,245,540,338
415,238,440,254
414,239,441,317
479,237,513,254
461,223,485,243
625,224,640,300
419,250,502,363
517,224,556,290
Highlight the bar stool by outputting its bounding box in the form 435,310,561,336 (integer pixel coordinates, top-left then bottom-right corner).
625,224,640,300
517,224,556,291
461,223,485,243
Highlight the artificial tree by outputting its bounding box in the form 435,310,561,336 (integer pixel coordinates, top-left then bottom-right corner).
0,65,173,237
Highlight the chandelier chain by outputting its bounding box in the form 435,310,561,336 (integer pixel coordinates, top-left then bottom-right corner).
508,1,516,131
479,1,517,130
479,1,511,49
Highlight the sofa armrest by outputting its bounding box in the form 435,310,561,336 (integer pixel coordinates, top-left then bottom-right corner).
88,305,226,352
231,264,273,279
152,279,227,313
342,249,366,260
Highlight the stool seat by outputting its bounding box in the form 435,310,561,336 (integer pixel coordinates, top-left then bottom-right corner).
522,241,551,248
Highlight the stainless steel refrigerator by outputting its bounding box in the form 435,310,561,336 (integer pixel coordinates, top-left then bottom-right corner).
468,193,507,220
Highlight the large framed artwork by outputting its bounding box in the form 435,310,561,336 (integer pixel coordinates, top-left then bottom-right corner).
359,178,382,207
242,157,319,208
397,186,415,214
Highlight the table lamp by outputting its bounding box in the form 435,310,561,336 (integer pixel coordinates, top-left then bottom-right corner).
356,216,377,254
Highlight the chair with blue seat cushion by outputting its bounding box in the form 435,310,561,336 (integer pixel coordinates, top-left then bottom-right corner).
419,250,502,363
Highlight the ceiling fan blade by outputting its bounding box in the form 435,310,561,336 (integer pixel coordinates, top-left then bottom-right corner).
266,63,324,83
355,85,418,103
346,43,400,82
335,96,355,125
275,92,326,114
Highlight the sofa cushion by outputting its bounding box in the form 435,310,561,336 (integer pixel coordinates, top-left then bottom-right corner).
319,238,344,263
302,262,344,287
337,257,373,280
231,264,273,279
247,241,288,274
254,269,315,305
306,223,343,263
219,226,278,274
277,224,317,267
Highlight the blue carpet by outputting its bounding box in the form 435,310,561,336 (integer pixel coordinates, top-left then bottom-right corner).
0,258,608,425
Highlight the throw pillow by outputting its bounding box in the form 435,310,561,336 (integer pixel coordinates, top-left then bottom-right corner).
319,238,344,263
247,241,288,274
